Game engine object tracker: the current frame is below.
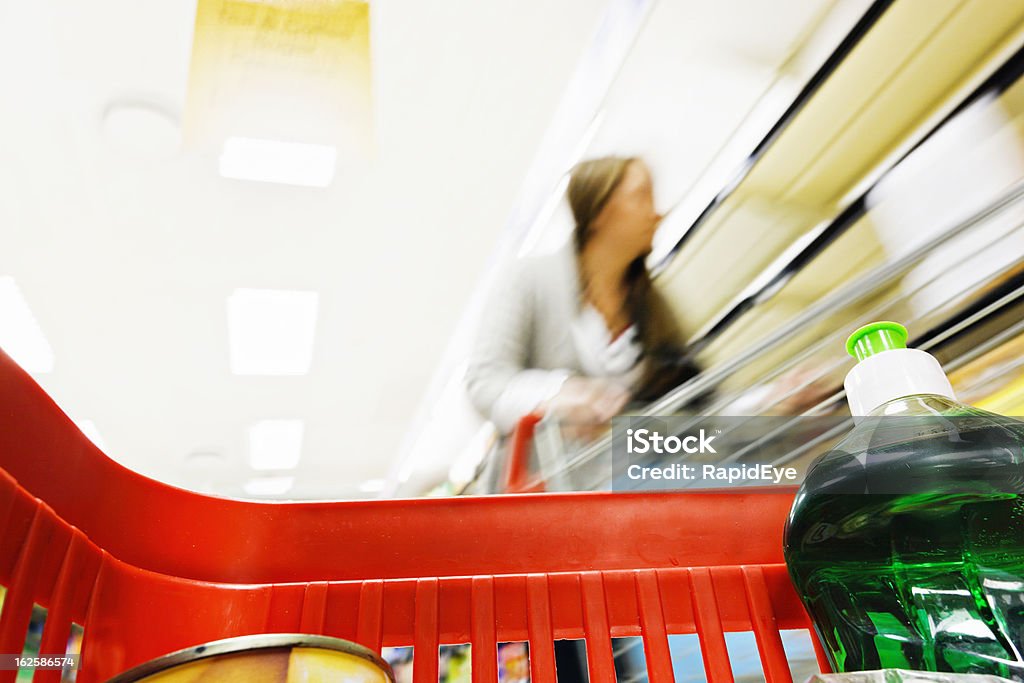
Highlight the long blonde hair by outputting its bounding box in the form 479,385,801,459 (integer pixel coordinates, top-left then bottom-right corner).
567,156,635,254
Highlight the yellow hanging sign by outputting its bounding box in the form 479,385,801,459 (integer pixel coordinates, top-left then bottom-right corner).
185,0,373,161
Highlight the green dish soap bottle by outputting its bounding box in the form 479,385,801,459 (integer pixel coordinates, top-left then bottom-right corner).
783,321,1024,679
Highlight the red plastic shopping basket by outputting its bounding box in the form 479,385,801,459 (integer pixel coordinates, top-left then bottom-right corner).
0,348,830,682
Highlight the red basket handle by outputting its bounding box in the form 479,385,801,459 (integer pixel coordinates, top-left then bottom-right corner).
503,413,545,493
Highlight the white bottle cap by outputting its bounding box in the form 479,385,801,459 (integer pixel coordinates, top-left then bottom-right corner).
843,322,955,419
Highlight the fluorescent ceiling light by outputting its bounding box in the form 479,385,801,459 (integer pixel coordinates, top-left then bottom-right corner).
73,419,108,451
0,276,54,373
248,418,304,470
227,289,319,375
358,478,387,493
219,137,337,188
243,476,295,496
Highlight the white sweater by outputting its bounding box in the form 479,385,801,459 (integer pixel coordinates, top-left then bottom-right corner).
465,247,643,433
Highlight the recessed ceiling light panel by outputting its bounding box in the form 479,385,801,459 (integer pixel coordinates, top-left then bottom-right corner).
243,476,295,496
248,418,304,470
227,289,319,376
219,137,337,188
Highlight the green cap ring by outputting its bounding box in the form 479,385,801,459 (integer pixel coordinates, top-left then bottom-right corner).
846,321,908,362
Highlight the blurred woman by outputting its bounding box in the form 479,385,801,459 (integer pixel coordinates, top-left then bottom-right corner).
466,156,693,437
466,156,691,681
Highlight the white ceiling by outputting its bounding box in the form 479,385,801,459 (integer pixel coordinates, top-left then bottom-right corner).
0,0,608,498
0,0,869,500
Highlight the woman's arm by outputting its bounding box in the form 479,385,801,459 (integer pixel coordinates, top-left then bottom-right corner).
465,258,569,434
